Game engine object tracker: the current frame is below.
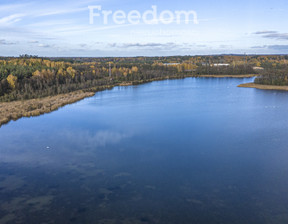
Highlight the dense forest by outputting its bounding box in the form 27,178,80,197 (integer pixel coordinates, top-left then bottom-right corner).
1,54,287,102
0,58,183,101
254,67,288,86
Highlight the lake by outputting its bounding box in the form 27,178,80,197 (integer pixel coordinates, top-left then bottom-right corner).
1,77,288,224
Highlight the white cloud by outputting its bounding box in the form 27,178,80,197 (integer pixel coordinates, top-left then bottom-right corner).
0,14,26,25
35,7,88,17
0,3,30,12
255,31,288,40
38,43,53,48
28,40,39,43
0,39,17,45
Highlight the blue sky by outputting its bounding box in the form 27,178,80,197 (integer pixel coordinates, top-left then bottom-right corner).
0,0,287,57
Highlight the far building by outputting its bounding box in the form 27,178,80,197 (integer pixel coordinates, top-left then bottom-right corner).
213,63,230,67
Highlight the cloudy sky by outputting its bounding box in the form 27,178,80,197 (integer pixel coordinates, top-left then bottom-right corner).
0,0,287,57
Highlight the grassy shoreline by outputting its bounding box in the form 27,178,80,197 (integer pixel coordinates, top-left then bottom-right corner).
238,83,288,91
0,75,257,127
0,90,97,127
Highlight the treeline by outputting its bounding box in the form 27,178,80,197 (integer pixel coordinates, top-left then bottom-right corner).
254,66,288,86
1,55,286,102
47,55,288,68
195,64,255,75
0,58,182,101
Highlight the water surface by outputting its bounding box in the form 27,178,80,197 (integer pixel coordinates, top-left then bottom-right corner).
1,77,288,224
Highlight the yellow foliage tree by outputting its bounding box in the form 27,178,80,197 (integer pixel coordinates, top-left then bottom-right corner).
7,74,17,89
131,66,138,73
32,70,41,77
57,68,66,76
112,67,117,75
66,67,76,78
177,65,183,72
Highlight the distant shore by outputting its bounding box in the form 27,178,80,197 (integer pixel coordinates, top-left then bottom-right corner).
238,83,288,91
0,75,258,127
199,74,257,78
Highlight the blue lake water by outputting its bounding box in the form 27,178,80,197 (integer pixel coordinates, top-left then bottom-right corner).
1,77,288,224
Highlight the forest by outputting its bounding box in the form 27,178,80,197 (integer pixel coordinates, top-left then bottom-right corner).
254,65,288,86
0,54,287,102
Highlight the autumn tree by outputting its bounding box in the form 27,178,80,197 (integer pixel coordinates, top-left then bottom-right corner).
6,74,17,89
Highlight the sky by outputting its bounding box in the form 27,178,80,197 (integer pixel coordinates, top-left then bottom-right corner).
0,0,287,57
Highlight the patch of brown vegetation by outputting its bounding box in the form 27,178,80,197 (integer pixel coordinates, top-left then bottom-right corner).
0,90,95,127
118,82,133,86
238,83,288,91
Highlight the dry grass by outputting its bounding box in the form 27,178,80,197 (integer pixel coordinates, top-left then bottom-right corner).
0,90,95,127
118,82,133,86
238,83,288,91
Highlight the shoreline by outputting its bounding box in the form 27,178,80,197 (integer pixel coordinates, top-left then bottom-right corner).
198,74,257,78
238,83,288,91
0,75,257,127
0,90,96,127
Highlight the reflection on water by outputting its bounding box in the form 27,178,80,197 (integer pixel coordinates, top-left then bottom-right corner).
1,78,288,224
62,130,133,148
